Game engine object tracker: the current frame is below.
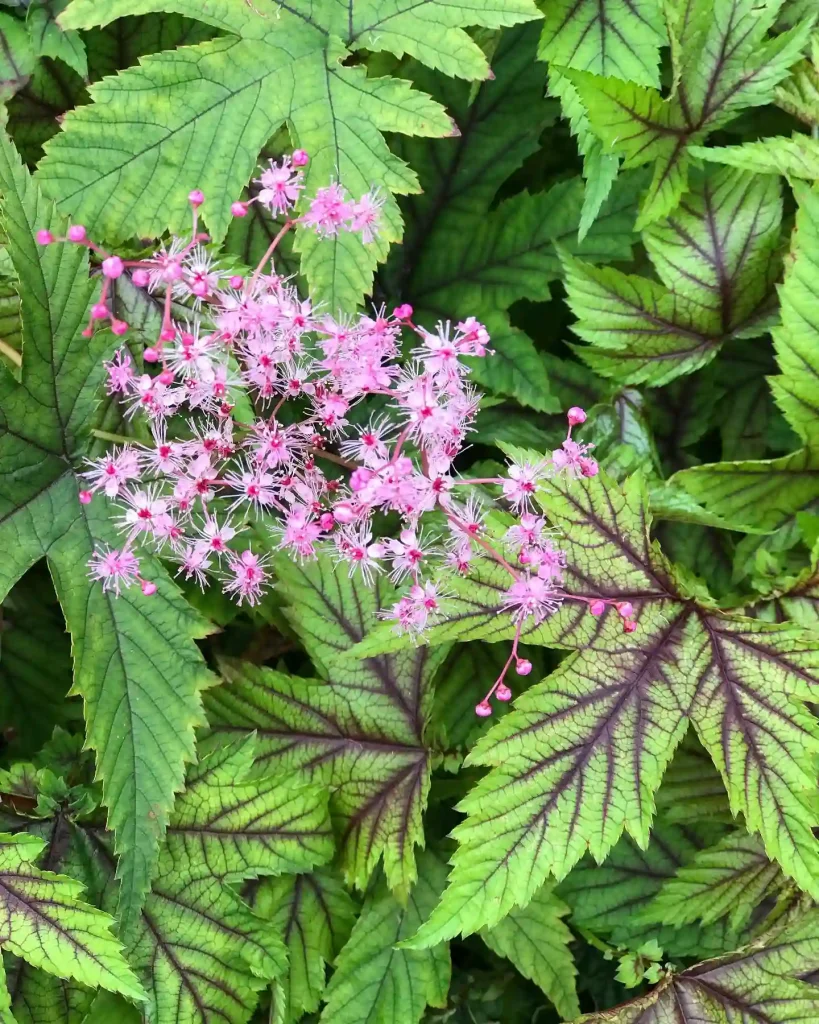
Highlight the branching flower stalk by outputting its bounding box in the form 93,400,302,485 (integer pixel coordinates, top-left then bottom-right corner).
39,151,637,716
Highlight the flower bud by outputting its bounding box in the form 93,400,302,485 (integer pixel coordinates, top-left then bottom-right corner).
623,619,638,633
475,701,492,717
111,319,129,336
579,457,599,478
231,201,248,217
332,501,357,524
516,659,532,676
319,512,335,530
36,229,54,245
160,327,176,342
132,269,150,287
143,347,159,363
67,225,87,242
78,490,93,504
567,406,587,426
91,303,109,320
102,255,124,279
141,580,157,596
158,369,174,385
291,149,309,167
616,602,634,619
393,303,413,320
188,189,205,207
589,599,606,616
496,683,512,701
230,275,244,289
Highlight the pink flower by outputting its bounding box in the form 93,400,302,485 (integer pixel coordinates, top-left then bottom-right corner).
256,156,305,215
88,546,141,595
502,461,547,510
223,549,270,606
350,190,383,243
84,447,141,498
301,183,353,237
501,574,562,625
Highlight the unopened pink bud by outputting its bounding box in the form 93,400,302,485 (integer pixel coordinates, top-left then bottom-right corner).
333,501,357,525
36,229,54,245
516,659,532,676
393,303,413,320
160,327,176,342
518,550,530,565
350,467,375,492
81,327,93,338
102,257,123,280
158,369,174,385
78,490,93,504
589,600,606,616
229,275,244,289
475,701,492,718
188,189,205,207
143,347,159,363
496,683,512,701
567,406,586,426
132,269,150,287
291,149,309,167
616,602,634,619
231,201,248,218
111,319,129,336
67,225,87,243
319,512,335,530
191,279,209,297
91,303,109,320
141,580,157,596
580,457,599,478
623,619,638,633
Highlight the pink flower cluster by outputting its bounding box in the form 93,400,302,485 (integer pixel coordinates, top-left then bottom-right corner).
40,152,634,716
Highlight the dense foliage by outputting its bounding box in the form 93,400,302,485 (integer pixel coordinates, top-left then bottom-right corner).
4,0,819,1022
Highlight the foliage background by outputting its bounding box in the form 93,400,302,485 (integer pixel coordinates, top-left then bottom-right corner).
4,0,819,1021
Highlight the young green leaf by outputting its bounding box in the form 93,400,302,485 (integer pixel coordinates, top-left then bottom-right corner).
207,554,449,893
0,129,214,938
480,884,579,1021
690,135,819,180
320,851,450,1024
40,0,539,312
567,0,813,227
0,833,143,1002
250,870,356,1024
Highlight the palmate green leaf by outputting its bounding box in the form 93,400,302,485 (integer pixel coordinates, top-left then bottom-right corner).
0,12,35,102
27,0,87,79
577,904,819,1024
562,166,782,386
387,467,819,947
567,0,813,228
9,958,94,1024
250,870,356,1024
480,884,579,1021
0,130,214,938
320,851,449,1024
539,0,665,87
40,0,539,313
0,833,142,1002
653,733,733,825
644,832,784,932
206,554,449,894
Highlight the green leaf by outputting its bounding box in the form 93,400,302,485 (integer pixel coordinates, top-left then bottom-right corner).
27,0,87,79
250,870,356,1024
0,129,214,938
563,167,782,385
577,904,819,1023
396,468,819,946
9,961,94,1024
0,833,143,1002
0,12,36,102
690,135,819,179
40,0,539,312
206,554,449,893
644,832,784,932
320,851,450,1024
568,0,814,227
480,884,579,1021
539,0,665,87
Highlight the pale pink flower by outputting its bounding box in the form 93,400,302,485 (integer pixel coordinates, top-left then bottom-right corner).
223,549,270,606
88,546,141,595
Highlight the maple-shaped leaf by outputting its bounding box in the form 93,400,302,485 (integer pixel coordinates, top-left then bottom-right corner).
675,182,819,542
480,884,579,1021
374,466,819,947
39,0,539,313
749,555,819,629
577,904,819,1023
0,833,143,1004
558,820,743,959
0,129,214,938
653,733,733,826
644,831,784,933
566,0,813,228
320,851,450,1024
249,870,356,1024
563,167,782,386
206,554,449,893
539,0,665,88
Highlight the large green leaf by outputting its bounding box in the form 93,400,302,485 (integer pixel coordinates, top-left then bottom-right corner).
320,851,450,1024
0,833,142,1003
39,0,539,312
388,468,819,947
206,555,449,893
568,0,813,227
0,130,214,938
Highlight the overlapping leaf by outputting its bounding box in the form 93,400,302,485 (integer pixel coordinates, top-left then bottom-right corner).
0,129,214,938
376,466,819,947
206,554,449,893
39,0,539,311
568,0,813,228
563,167,782,386
319,851,449,1024
578,904,819,1023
